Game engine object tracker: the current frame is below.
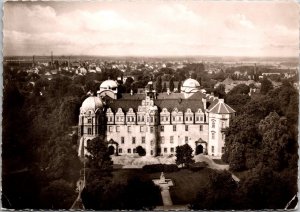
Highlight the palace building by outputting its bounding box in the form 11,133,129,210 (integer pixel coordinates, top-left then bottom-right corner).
78,78,235,159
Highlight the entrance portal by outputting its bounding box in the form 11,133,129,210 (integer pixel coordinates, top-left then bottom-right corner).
196,144,204,155
108,145,115,155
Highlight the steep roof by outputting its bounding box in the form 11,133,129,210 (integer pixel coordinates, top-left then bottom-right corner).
208,100,235,114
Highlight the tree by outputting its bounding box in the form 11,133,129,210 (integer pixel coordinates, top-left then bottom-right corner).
190,170,238,210
222,114,260,171
155,76,162,93
258,112,289,171
226,94,251,114
177,81,182,92
162,82,167,92
260,77,273,94
82,136,114,209
169,78,174,92
228,84,250,95
214,84,226,98
136,146,146,156
175,144,195,167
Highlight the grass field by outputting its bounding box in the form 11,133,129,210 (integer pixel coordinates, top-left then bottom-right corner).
112,168,213,204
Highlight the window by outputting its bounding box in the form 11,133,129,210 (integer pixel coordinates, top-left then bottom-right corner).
133,148,136,153
173,125,176,132
161,126,164,132
132,137,136,144
140,126,144,132
88,118,92,123
88,128,92,135
121,137,125,144
128,126,131,132
212,132,215,140
138,116,140,122
196,117,199,121
116,116,119,122
185,125,188,131
200,125,203,131
172,116,175,122
212,146,214,153
164,148,167,153
150,126,154,133
161,136,165,144
142,116,144,122
127,117,130,122
185,116,188,121
151,150,153,155
128,149,131,153
147,117,150,122
131,117,134,122
166,117,169,122
109,126,113,132
142,137,145,143
200,116,203,122
170,136,174,143
109,117,113,122
179,116,181,121
119,148,122,153
222,147,225,153
170,147,174,153
190,116,192,121
151,117,154,122
212,120,215,128
185,136,188,143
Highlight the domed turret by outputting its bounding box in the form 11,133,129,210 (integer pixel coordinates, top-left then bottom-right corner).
80,96,103,114
181,78,200,93
98,79,119,99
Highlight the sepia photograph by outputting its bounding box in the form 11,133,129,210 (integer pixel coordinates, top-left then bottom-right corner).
2,0,299,210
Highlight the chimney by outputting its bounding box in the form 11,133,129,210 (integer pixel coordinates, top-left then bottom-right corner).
202,98,207,110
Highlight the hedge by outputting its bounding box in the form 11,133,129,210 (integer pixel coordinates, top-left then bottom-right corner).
142,164,179,173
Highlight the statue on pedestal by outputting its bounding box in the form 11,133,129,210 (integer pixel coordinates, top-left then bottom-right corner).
160,172,165,183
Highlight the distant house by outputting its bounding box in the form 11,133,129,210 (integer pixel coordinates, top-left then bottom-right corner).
214,78,260,93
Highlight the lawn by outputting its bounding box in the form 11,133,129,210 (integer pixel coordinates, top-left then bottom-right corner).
112,168,213,205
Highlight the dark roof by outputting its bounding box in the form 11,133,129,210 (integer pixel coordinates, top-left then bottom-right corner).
104,91,235,114
156,92,184,100
155,99,204,113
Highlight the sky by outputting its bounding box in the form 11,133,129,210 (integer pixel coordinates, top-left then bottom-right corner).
3,1,299,57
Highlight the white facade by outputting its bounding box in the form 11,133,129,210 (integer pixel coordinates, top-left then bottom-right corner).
78,79,236,159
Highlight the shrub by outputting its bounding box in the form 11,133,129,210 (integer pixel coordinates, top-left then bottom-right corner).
136,146,146,156
142,164,179,173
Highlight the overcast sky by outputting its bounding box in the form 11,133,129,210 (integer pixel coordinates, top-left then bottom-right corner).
3,1,299,57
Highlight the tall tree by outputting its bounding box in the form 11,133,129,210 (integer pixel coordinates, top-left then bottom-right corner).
175,144,195,167
260,77,273,95
156,76,162,93
258,112,289,171
169,77,174,92
82,136,113,209
177,81,182,92
162,82,167,92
